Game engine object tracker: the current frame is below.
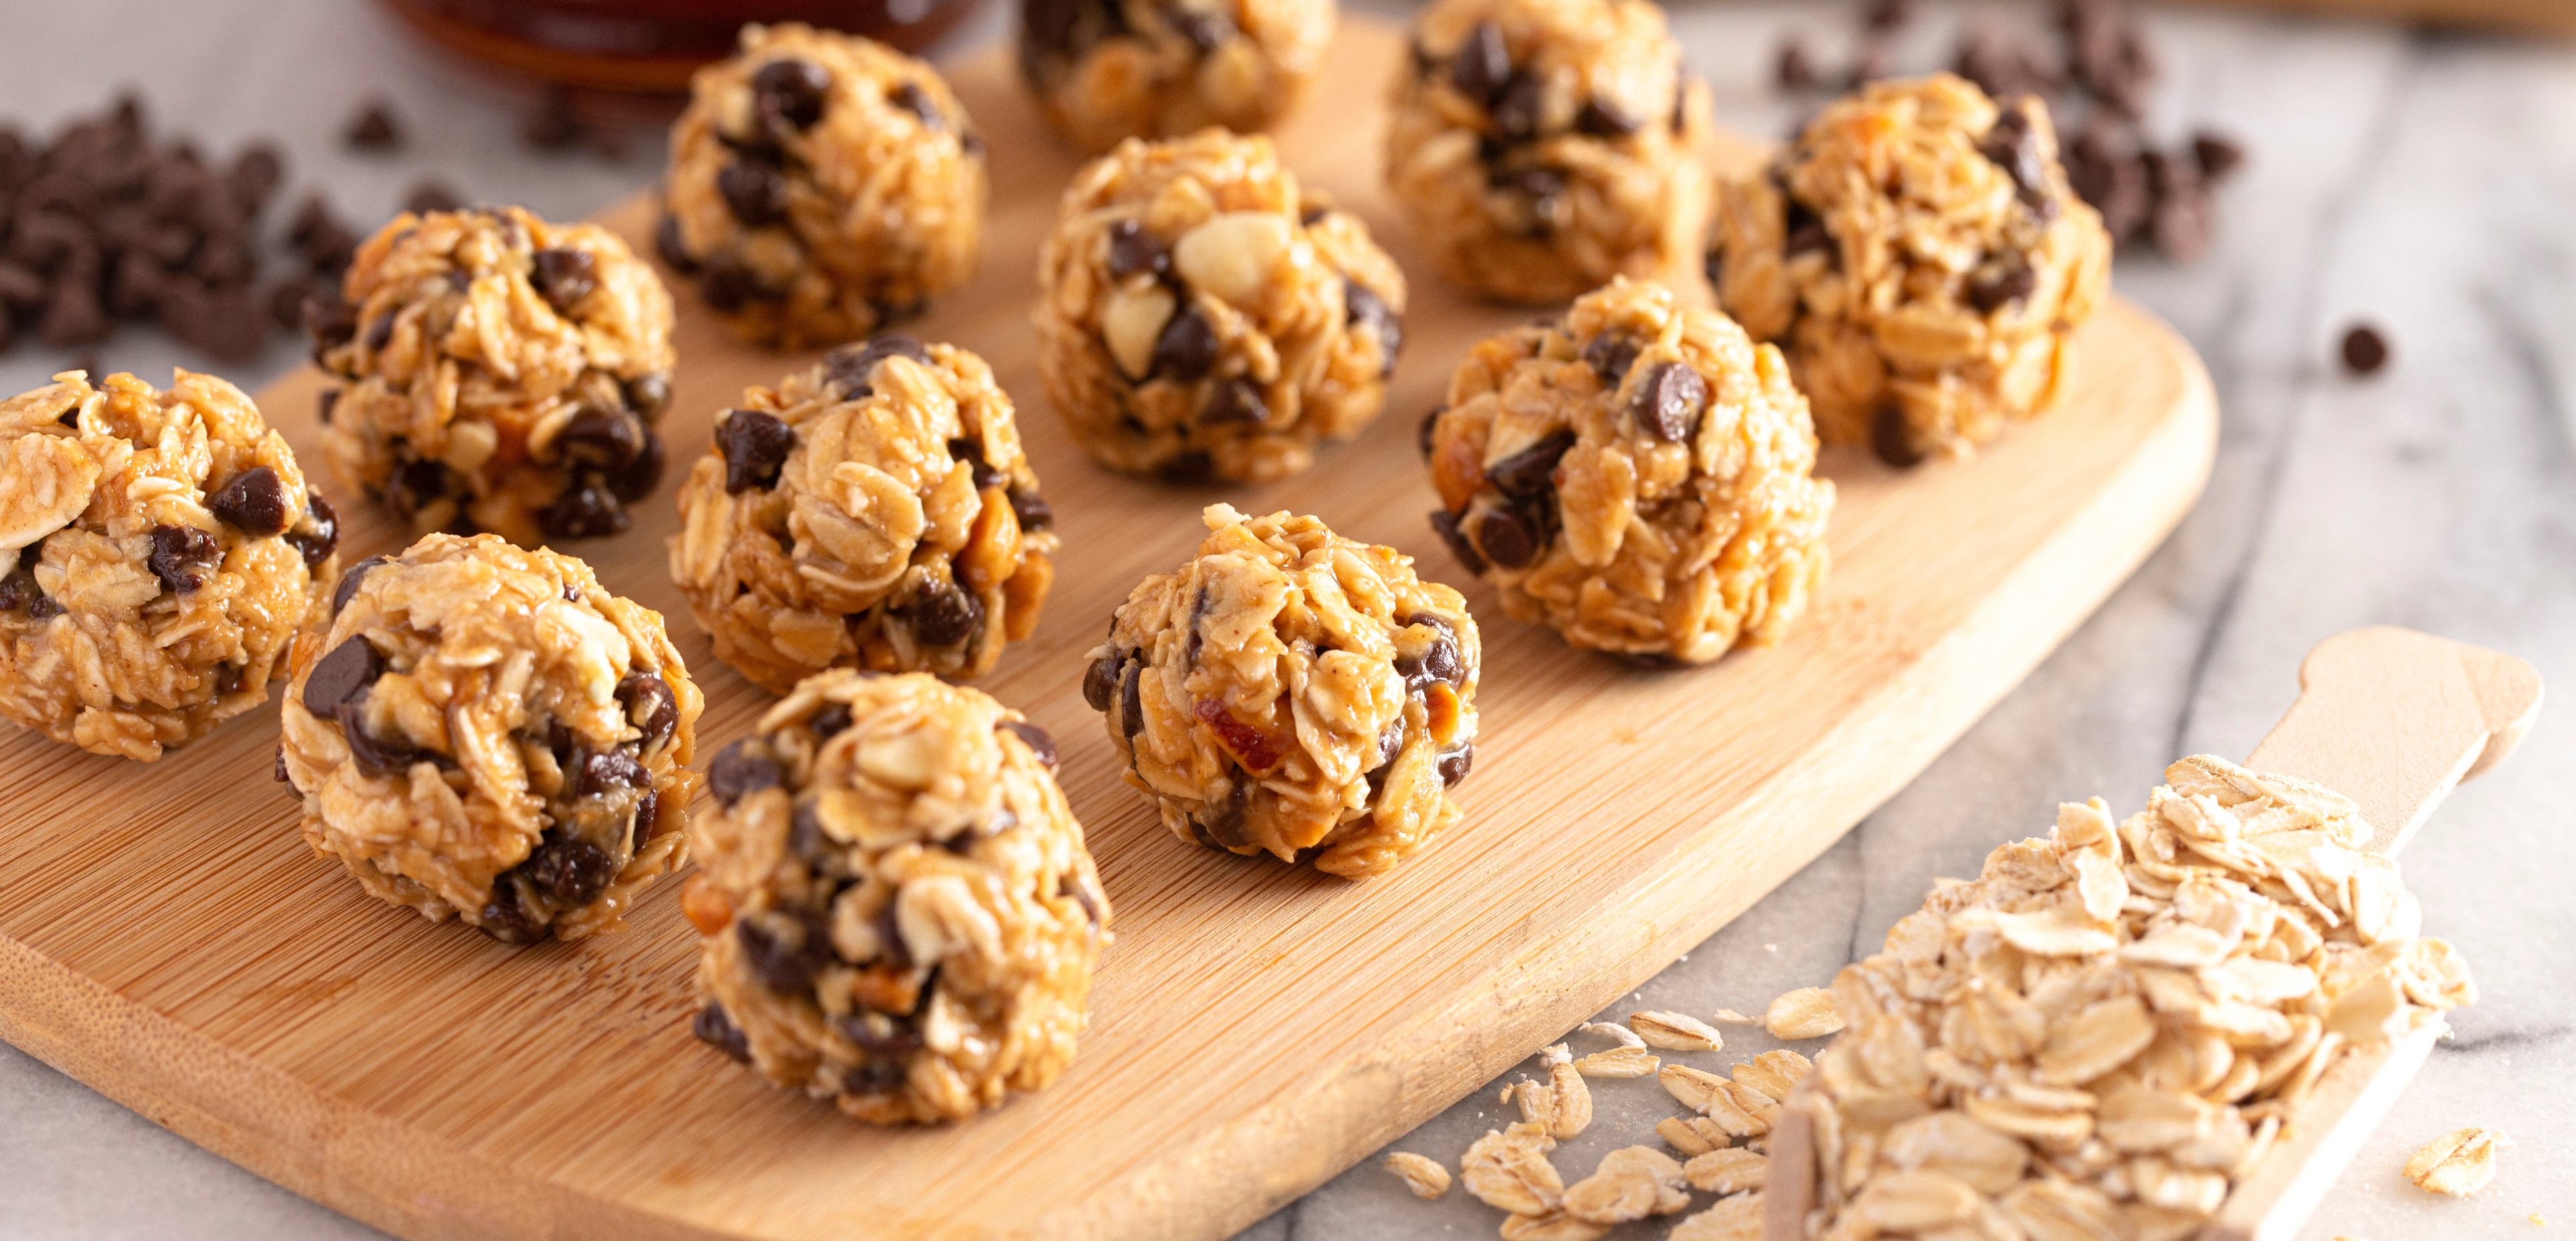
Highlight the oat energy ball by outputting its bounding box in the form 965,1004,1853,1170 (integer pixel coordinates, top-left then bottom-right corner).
1018,0,1335,155
662,23,987,350
1709,74,2112,465
1424,278,1833,665
684,671,1110,1124
1086,504,1479,879
0,370,337,761
311,205,677,546
671,337,1058,692
1036,129,1407,482
1386,0,1713,305
280,533,704,944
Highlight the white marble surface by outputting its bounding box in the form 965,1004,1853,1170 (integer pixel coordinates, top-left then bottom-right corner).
1,2,2570,1238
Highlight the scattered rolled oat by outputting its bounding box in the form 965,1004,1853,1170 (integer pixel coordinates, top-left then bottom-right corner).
1630,1010,1725,1053
1383,1150,1452,1199
1562,1146,1690,1224
1580,1020,1647,1049
1763,986,1843,1039
1668,1192,1764,1241
1499,1210,1606,1241
1709,1008,1757,1025
2406,1127,2508,1197
1683,1147,1766,1195
1656,1114,1730,1156
1781,755,2479,1240
1462,1122,1566,1216
1572,1046,1660,1078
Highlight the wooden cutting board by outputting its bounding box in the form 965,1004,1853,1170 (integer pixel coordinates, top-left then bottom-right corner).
0,19,2216,1241
2181,0,2576,39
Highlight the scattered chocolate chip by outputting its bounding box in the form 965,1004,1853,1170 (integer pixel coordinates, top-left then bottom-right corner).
822,332,933,396
1001,719,1058,772
617,672,680,752
333,554,388,614
404,178,464,215
738,913,829,993
718,156,790,227
2192,131,2246,184
1199,378,1267,425
755,58,833,131
708,740,782,807
1010,490,1055,531
1865,0,1912,30
1582,333,1640,384
2144,150,2213,262
693,1004,753,1062
2067,123,2149,242
344,101,403,152
146,524,219,594
1870,402,1926,469
1848,40,1893,87
226,144,284,215
525,837,616,906
206,466,292,536
1475,506,1540,570
1083,655,1120,711
901,575,982,647
1106,219,1169,280
1484,428,1576,500
2340,323,2390,376
1430,508,1487,575
40,282,110,349
1966,252,2038,313
303,637,383,715
523,86,584,151
653,213,698,274
1344,281,1401,376
1438,743,1474,786
1491,72,1545,142
530,247,598,314
1452,22,1513,108
716,409,796,494
888,81,944,130
1151,302,1219,381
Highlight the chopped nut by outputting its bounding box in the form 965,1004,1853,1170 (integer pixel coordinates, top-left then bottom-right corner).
1572,1046,1661,1078
2406,1127,2508,1197
1683,1147,1767,1195
1383,1150,1452,1200
1631,1010,1725,1053
1766,987,1845,1039
1171,211,1293,309
1561,1146,1690,1224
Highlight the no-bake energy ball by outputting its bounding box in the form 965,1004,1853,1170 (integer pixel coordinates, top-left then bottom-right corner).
1036,129,1407,483
1086,504,1479,879
662,23,987,350
0,370,338,761
1423,277,1833,665
280,533,704,944
1018,0,1336,155
684,671,1110,1124
1385,0,1712,305
311,205,678,546
1709,74,2112,464
669,336,1059,692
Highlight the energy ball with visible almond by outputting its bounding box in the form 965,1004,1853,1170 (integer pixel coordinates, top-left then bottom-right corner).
1036,129,1406,482
1085,504,1478,879
1709,74,2112,464
309,205,677,546
279,533,704,944
662,23,987,350
1422,277,1834,665
0,370,339,761
1385,0,1713,305
669,336,1059,692
1018,0,1336,155
683,670,1110,1124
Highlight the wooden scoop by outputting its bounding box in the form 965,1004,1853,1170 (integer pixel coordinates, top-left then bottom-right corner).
1760,626,2544,1241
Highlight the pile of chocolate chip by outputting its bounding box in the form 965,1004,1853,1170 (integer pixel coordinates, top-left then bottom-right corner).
1777,0,2247,263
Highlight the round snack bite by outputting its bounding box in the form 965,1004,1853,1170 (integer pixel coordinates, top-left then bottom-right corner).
280,533,704,943
1422,277,1834,665
1708,74,2112,464
683,671,1110,1124
1385,0,1712,305
661,23,987,349
1036,129,1407,483
1018,0,1336,155
311,205,677,546
1085,504,1478,879
669,336,1059,692
0,370,338,761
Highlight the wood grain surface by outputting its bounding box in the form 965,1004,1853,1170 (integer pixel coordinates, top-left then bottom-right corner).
1758,626,2545,1241
0,21,2216,1241
2179,0,2576,39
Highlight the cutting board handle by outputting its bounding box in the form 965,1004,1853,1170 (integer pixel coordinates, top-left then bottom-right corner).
1762,627,2542,1241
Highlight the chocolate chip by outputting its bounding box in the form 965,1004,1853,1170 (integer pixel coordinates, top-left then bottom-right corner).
274,743,292,786
302,288,357,361
1577,97,1641,138
809,704,852,740
0,564,40,614
1155,451,1217,484
653,213,698,274
1083,655,1120,711
146,524,219,594
1849,41,1892,88
623,372,672,419
0,260,44,313
901,575,982,647
1175,8,1234,52
1118,659,1145,744
1476,506,1540,570
737,913,829,994
1492,72,1544,141
2340,323,2390,376
1509,168,1566,228
476,889,545,945
1439,743,1474,786
1966,253,2037,313
1344,281,1401,377
303,637,382,715
1582,333,1640,384
1395,629,1464,691
344,101,402,152
1776,38,1818,90
1865,0,1911,30
1001,719,1058,772
1871,402,1925,469
2145,150,2214,262
631,791,659,852
1199,378,1267,425
201,466,291,538
363,311,394,353
1010,490,1054,531
225,143,283,215
887,81,944,130
389,460,448,519
755,58,833,131
403,178,464,215
1105,219,1169,280
1430,508,1486,575
525,837,616,906
523,85,584,151
555,406,645,472
2068,123,2148,241
576,747,648,799
1485,428,1576,500
822,332,932,396
2192,131,2246,184
716,409,795,494
333,554,388,614
539,478,628,539
697,253,772,310
530,247,597,314
719,156,790,228
1451,21,1513,108
608,427,667,503
1979,101,2051,207
284,492,339,567
708,740,782,807
617,671,680,752
27,594,63,621
693,1004,752,1062
40,282,109,349
1151,302,1219,381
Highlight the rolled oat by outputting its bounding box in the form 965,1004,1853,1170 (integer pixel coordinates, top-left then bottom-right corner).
2405,1127,2507,1198
1385,1150,1454,1199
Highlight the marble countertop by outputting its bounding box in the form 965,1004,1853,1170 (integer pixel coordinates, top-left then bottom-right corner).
2,2,2568,1238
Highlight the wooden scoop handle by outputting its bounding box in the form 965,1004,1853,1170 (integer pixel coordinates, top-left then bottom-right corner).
1761,627,2542,1241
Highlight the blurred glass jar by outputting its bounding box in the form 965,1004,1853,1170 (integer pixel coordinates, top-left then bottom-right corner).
378,0,990,93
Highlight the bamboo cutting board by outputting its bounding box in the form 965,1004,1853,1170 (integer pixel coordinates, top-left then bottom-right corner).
0,20,2216,1241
